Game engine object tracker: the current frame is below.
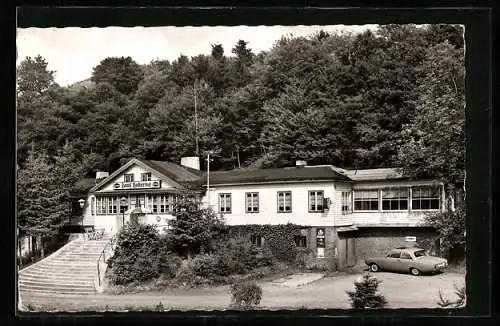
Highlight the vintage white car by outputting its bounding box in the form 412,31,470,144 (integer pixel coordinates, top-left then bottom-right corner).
364,247,448,276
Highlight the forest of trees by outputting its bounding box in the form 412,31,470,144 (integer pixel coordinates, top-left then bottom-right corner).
17,24,465,251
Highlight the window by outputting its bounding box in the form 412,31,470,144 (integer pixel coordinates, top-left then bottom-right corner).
147,195,159,213
246,192,259,213
277,191,292,212
400,252,412,260
295,235,307,248
388,251,401,258
250,235,264,247
141,173,152,181
341,191,352,214
107,197,117,214
412,186,440,210
309,191,324,212
159,194,174,213
91,197,95,216
96,196,120,215
382,188,409,211
354,190,379,211
414,250,427,258
219,193,232,213
124,174,134,182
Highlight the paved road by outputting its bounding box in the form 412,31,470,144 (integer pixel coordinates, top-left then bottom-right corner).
20,271,465,311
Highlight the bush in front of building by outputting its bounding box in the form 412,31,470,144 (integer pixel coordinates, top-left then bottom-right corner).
108,223,181,285
229,281,263,310
346,273,388,309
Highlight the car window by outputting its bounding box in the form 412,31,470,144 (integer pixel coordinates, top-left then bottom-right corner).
400,251,412,259
388,251,401,258
414,250,426,257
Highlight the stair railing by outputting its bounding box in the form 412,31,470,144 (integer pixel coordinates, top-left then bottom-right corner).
96,233,117,288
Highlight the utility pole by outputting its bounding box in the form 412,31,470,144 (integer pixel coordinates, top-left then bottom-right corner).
206,152,213,209
194,81,199,156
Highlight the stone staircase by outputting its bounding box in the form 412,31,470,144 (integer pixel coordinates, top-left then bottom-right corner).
18,234,114,296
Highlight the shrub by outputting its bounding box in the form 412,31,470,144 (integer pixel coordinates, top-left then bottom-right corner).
346,273,387,309
108,223,183,285
214,237,254,274
438,284,466,308
155,302,164,312
191,254,220,278
230,281,263,309
295,247,314,269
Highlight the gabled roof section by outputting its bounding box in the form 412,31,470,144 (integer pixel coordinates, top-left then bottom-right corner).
197,165,351,186
330,166,407,181
89,158,201,193
139,159,202,182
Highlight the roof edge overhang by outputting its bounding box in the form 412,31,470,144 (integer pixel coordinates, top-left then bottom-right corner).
201,178,353,187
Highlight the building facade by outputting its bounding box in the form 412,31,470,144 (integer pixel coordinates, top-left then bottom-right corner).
81,158,445,268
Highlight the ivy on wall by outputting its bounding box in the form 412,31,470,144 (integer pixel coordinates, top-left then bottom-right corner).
228,224,304,263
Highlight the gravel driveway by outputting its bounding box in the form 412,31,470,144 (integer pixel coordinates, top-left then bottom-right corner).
19,271,465,311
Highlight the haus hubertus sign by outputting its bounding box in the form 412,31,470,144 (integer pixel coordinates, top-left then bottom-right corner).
114,180,161,190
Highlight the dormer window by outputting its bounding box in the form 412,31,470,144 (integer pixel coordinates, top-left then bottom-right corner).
124,174,134,182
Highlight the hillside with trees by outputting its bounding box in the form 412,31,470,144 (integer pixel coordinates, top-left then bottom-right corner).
16,24,465,254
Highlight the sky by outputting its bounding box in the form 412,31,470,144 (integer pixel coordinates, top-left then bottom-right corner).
16,25,377,86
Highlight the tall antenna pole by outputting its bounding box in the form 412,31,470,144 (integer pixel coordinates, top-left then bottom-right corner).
206,152,211,209
194,81,199,156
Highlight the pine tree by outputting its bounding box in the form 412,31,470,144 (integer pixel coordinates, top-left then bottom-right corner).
17,150,63,257
346,273,388,309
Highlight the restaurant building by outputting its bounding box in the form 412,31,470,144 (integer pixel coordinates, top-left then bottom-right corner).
81,157,446,268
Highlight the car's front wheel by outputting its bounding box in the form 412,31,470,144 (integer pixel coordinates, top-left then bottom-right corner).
410,267,421,276
370,263,380,272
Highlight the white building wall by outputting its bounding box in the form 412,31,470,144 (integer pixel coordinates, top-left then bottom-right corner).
203,181,341,227
334,182,354,226
82,163,181,234
99,164,177,192
350,179,445,226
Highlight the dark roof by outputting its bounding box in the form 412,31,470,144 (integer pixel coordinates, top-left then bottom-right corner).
331,167,407,181
197,166,351,186
139,159,202,183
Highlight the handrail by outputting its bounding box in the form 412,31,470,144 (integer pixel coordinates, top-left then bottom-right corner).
96,233,117,288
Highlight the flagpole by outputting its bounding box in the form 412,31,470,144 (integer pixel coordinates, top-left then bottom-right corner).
194,81,199,156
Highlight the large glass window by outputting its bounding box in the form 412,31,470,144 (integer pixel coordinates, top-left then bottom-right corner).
277,191,292,212
246,192,259,213
354,190,379,211
219,193,232,213
124,174,134,182
309,191,324,212
382,188,409,211
412,186,440,210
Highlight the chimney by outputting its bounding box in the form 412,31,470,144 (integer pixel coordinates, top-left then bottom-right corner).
181,157,200,170
296,160,307,168
96,171,109,184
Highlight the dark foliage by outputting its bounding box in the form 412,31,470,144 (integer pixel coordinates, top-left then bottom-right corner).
107,223,181,285
229,224,303,263
230,281,263,309
346,273,388,309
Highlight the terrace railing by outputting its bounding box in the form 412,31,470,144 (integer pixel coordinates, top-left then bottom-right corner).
95,233,117,290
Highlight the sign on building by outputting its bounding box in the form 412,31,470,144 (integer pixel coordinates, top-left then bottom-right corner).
114,180,161,190
316,228,325,258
